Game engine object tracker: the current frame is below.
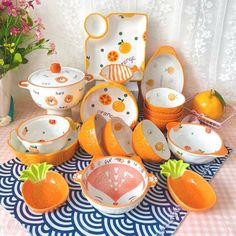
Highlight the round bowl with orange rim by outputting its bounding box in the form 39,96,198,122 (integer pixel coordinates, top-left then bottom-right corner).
78,114,107,157
102,117,135,156
143,102,183,120
145,87,185,113
73,155,158,214
132,120,170,162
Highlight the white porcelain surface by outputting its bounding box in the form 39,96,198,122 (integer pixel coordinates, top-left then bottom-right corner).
142,54,184,94
85,13,147,81
85,13,108,38
16,115,70,154
9,128,77,154
167,122,227,164
146,87,185,108
80,83,138,127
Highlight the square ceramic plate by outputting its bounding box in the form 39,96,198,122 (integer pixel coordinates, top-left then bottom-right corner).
85,13,148,81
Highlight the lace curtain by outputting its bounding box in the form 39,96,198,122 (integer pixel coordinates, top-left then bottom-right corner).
14,0,236,102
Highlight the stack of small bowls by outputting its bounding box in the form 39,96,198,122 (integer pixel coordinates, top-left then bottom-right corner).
143,87,185,130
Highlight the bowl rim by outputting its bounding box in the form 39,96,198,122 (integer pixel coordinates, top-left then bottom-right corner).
16,115,71,145
78,156,152,209
145,87,186,109
27,67,85,89
167,122,225,156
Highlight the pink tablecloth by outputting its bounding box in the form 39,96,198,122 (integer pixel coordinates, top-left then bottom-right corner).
0,98,236,236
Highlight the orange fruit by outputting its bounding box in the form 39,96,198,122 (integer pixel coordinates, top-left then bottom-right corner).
78,114,107,156
50,63,61,73
102,117,134,156
192,89,225,120
112,100,125,112
107,51,119,62
132,120,170,162
99,94,112,105
119,41,131,54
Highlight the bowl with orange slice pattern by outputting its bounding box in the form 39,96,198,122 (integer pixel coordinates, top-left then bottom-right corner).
80,82,138,128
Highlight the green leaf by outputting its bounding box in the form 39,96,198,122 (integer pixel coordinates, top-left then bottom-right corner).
13,53,22,64
213,89,226,107
27,15,33,26
0,59,4,65
160,160,189,179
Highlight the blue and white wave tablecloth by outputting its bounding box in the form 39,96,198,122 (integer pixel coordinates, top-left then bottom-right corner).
0,146,232,236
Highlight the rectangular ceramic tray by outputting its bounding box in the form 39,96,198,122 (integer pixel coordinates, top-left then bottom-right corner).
85,13,148,81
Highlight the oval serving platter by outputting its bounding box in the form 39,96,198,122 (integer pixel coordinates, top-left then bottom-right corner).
141,46,184,97
80,82,138,128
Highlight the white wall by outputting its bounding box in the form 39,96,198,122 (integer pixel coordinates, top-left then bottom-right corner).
13,0,236,103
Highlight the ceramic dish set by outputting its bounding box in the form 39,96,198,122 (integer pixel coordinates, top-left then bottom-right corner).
6,13,228,214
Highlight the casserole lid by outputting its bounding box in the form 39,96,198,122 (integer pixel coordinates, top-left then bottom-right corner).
28,63,85,88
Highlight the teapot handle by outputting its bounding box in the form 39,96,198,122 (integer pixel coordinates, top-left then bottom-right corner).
18,80,29,90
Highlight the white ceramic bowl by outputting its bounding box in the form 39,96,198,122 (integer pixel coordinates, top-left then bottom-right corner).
73,156,158,214
16,115,71,154
18,64,93,116
166,122,228,164
145,87,185,113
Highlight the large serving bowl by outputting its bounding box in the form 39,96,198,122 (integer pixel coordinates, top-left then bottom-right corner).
166,122,228,164
16,115,71,154
73,155,158,214
145,87,185,113
18,63,93,116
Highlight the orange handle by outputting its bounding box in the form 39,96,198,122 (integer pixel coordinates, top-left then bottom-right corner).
18,80,29,89
148,173,158,187
73,170,84,184
213,145,228,157
166,122,180,131
154,45,177,57
84,74,94,83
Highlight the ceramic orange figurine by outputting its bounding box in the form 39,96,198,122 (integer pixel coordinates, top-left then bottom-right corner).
160,160,216,212
19,163,69,213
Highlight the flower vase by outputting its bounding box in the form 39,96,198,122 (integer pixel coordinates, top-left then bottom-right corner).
0,73,14,127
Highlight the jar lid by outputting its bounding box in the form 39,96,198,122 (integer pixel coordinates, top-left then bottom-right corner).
28,63,85,88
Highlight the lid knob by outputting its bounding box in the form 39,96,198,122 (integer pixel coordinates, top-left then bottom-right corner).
50,63,61,73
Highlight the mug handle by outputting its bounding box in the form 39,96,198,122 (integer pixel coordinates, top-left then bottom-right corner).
73,170,84,184
18,80,29,90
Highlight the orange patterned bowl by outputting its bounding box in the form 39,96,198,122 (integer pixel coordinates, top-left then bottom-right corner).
102,117,135,156
73,155,158,214
132,120,171,162
145,87,185,113
8,126,79,166
143,112,180,131
143,102,183,120
78,114,107,157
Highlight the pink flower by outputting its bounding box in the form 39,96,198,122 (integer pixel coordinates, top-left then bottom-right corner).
49,42,57,54
22,18,30,33
2,0,12,7
8,6,18,17
27,1,34,9
10,27,21,36
19,0,27,7
35,28,43,40
35,0,41,5
34,17,44,29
